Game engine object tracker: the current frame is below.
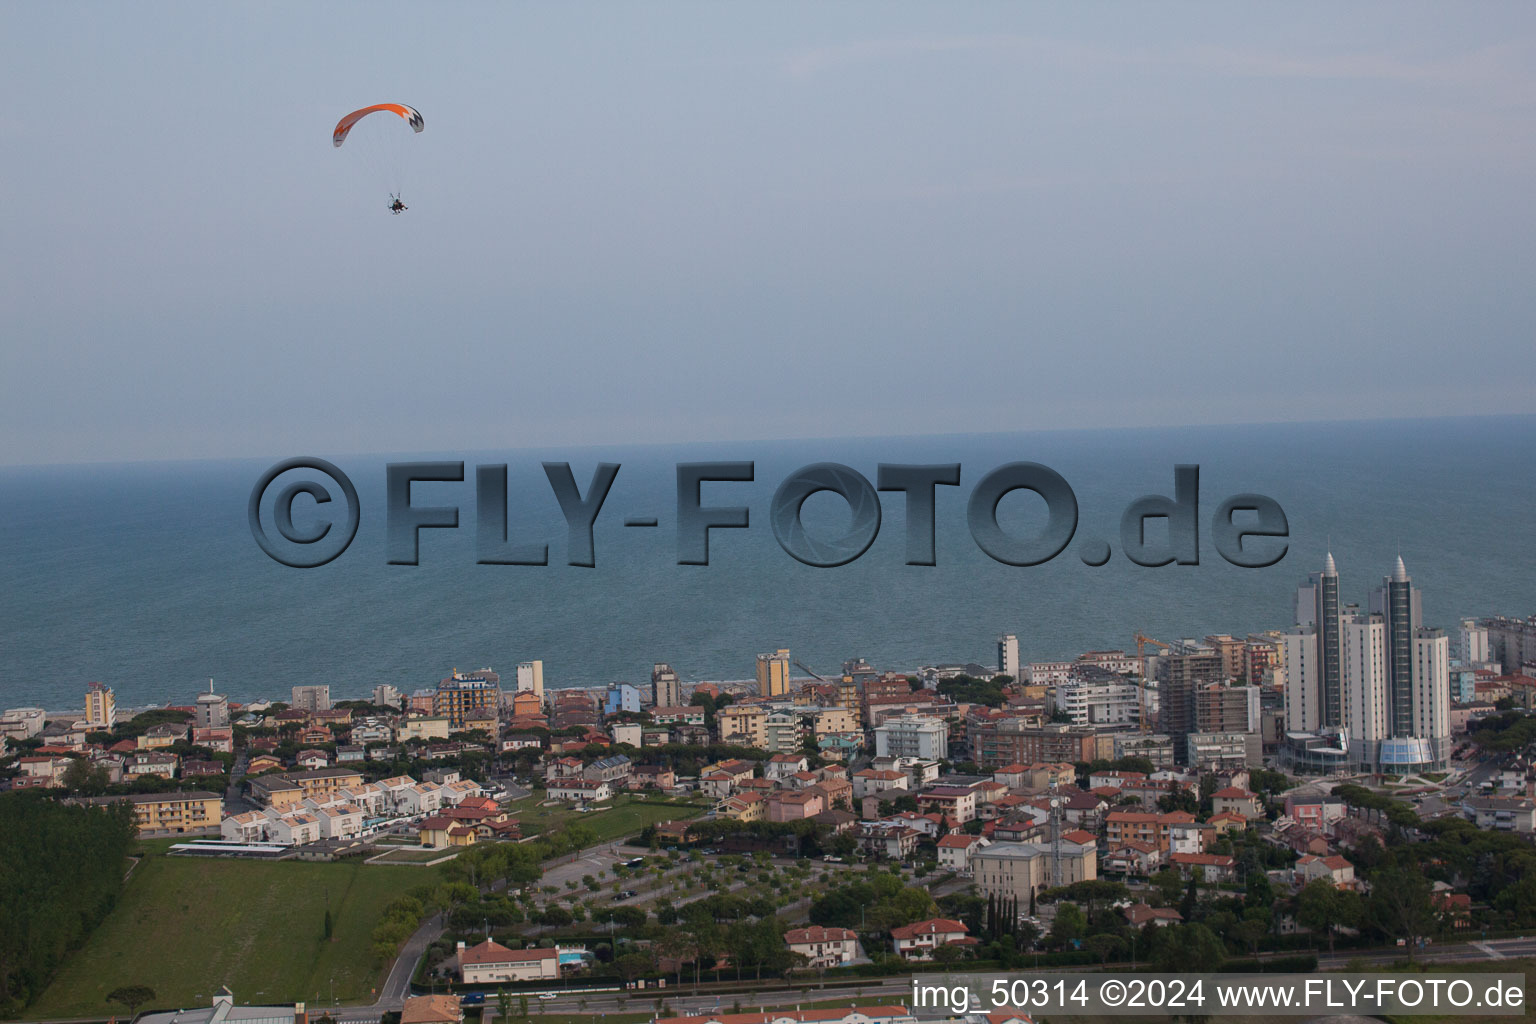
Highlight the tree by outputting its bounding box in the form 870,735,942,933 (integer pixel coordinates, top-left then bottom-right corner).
1296,879,1341,953
615,951,654,984
1085,933,1123,964
931,943,968,964
1049,903,1086,948
1152,923,1225,971
62,757,110,795
1368,864,1435,962
497,989,511,1024
107,985,157,1016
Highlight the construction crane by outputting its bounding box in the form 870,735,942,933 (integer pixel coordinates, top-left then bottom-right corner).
1133,632,1170,732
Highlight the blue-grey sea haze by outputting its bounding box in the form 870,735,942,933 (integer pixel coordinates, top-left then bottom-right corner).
1,417,1530,710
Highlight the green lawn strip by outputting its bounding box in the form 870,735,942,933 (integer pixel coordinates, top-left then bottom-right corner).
29,854,432,1019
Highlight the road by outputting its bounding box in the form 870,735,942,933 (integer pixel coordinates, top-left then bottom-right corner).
368,935,1536,1018
15,935,1535,1024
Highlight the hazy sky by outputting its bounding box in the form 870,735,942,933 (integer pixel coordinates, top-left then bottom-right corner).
4,3,1535,466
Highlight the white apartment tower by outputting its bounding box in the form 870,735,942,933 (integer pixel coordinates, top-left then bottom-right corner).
515,660,544,703
997,634,1020,680
1285,554,1450,773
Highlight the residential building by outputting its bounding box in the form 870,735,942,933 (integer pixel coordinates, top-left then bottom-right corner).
400,716,452,742
874,715,949,761
401,995,463,1024
718,705,768,748
605,682,642,715
290,685,331,712
1169,852,1236,882
84,682,116,729
756,649,792,697
652,663,683,708
456,939,559,983
890,919,972,960
113,791,222,835
1462,796,1536,833
515,660,545,703
434,669,501,728
784,926,858,968
194,682,229,730
373,684,404,709
936,832,986,872
547,778,613,803
998,634,1019,679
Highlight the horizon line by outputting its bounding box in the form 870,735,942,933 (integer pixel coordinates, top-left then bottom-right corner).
1,410,1532,473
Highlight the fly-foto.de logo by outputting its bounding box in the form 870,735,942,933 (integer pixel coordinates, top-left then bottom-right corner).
248,459,1288,570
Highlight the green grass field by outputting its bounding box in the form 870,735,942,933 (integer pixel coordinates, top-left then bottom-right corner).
28,854,436,1019
509,792,708,845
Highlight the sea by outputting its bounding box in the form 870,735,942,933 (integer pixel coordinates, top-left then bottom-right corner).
2,416,1533,711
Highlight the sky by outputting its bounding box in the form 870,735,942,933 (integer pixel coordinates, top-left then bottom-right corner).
4,3,1536,466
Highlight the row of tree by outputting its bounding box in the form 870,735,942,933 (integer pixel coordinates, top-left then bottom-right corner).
0,792,138,1014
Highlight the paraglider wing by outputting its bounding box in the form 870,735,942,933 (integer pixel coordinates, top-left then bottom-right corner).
332,104,424,148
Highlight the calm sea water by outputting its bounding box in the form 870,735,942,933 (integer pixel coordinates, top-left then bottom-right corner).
2,417,1532,710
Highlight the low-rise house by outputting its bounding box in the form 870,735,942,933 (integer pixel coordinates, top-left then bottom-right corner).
1124,903,1183,928
268,811,321,846
401,995,463,1024
628,765,676,790
1166,819,1213,855
918,785,978,824
1462,796,1536,833
192,727,234,753
1102,839,1161,876
936,832,986,872
138,722,187,748
246,753,284,775
890,918,973,960
1169,851,1236,882
1211,787,1263,819
719,792,767,822
784,925,858,967
297,749,329,770
548,777,613,803
126,751,179,778
855,821,921,860
336,744,366,762
766,753,810,780
768,788,824,822
457,939,559,982
1294,854,1356,889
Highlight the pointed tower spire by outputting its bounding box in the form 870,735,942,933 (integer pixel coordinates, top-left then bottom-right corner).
1322,551,1337,575
1392,554,1409,582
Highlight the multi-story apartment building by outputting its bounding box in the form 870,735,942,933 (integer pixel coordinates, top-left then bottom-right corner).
515,661,544,703
651,663,682,708
717,704,768,748
874,715,949,761
756,649,791,697
434,669,501,728
83,682,116,729
194,682,229,730
1286,554,1451,772
97,791,223,836
290,685,331,713
997,634,1020,679
969,718,1096,768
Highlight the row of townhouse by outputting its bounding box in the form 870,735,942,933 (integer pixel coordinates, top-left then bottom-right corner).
226,773,482,845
